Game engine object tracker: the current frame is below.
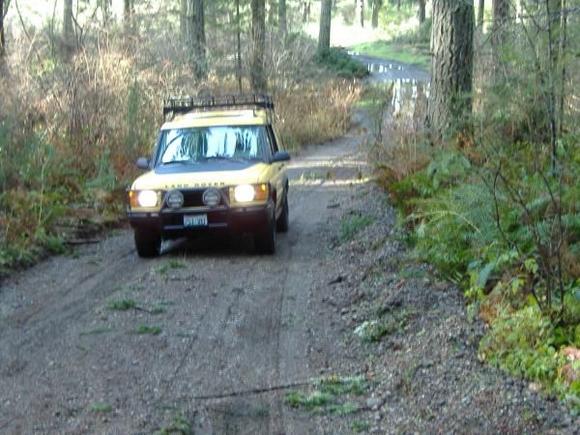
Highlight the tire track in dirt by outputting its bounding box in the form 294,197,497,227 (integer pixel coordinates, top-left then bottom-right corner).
0,120,369,434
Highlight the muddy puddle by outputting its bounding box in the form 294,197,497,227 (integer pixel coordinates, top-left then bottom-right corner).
351,53,430,117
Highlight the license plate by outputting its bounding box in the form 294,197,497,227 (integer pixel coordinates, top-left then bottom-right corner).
184,214,208,227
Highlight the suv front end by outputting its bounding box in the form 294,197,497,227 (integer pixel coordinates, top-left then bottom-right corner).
126,95,290,257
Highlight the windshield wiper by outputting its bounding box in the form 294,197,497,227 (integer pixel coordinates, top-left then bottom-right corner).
161,160,192,165
199,156,234,162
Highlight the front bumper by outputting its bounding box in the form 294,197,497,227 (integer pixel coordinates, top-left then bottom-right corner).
127,202,274,239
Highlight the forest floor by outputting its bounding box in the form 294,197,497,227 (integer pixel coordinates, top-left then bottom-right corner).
0,60,578,434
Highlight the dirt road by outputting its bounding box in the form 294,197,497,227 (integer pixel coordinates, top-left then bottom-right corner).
0,116,371,434
1,61,576,433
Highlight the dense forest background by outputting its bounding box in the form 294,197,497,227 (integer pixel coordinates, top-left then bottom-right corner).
0,0,579,409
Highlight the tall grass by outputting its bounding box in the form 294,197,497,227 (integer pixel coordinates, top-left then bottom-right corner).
276,81,361,150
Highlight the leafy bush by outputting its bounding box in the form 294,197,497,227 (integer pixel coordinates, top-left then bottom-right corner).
391,18,432,46
479,305,580,406
411,183,500,277
315,48,369,79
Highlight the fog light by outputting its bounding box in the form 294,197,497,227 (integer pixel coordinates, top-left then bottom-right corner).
166,190,184,209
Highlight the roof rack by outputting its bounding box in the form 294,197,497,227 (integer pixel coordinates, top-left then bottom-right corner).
163,94,274,117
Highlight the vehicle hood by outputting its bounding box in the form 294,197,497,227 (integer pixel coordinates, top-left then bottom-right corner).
131,161,270,190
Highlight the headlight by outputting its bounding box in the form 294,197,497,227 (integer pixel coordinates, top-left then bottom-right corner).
129,190,160,208
234,185,256,203
231,184,269,204
138,190,159,207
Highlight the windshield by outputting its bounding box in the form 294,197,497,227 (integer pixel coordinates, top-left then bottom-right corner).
156,125,269,166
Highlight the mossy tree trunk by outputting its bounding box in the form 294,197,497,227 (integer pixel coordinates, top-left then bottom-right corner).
318,0,332,54
478,0,485,27
427,0,474,142
251,0,267,92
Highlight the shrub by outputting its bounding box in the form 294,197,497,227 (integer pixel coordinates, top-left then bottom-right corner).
479,305,577,397
315,48,369,79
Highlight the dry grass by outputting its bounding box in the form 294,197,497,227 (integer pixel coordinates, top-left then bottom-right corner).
275,81,361,151
368,84,431,188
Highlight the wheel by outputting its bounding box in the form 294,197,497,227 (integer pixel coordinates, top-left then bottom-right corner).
276,194,289,233
134,229,161,258
255,214,276,255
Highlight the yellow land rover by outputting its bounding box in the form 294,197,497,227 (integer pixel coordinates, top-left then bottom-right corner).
127,95,290,257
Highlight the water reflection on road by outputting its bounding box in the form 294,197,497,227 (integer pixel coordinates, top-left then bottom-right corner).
351,53,430,117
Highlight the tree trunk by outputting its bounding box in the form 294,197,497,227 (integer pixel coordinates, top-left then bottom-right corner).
547,0,561,65
279,0,287,36
491,0,509,74
318,0,332,54
64,0,74,52
236,0,243,92
558,0,567,135
427,0,474,142
0,0,5,59
268,0,277,26
124,0,133,32
302,1,311,23
100,0,111,26
180,0,188,42
251,0,267,92
478,0,485,27
371,0,382,28
356,0,364,27
545,0,562,169
418,0,426,24
190,0,206,80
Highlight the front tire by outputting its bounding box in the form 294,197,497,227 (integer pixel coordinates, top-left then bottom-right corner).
255,213,276,255
134,229,161,258
276,194,289,233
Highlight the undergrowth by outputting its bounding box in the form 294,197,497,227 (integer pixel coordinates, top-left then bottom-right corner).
379,141,580,409
369,14,580,408
315,47,369,79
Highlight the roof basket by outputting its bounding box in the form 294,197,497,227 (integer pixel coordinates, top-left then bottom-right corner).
163,94,274,118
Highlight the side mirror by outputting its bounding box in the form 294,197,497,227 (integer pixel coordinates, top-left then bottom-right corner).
272,151,291,163
136,157,150,170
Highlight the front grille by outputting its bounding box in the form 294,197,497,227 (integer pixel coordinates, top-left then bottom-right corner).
182,190,204,207
170,188,227,208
